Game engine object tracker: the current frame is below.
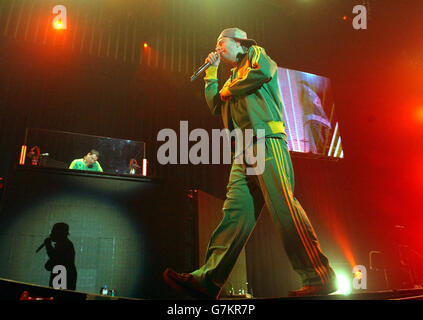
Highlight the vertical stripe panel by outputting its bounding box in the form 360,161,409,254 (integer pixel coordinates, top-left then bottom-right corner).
3,0,16,37
286,69,301,151
13,0,25,39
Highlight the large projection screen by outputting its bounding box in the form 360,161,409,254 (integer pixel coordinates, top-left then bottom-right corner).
277,67,343,159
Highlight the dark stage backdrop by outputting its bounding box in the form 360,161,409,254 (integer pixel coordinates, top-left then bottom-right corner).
0,166,192,299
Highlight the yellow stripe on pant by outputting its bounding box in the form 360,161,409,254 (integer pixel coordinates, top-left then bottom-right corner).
271,138,330,283
268,138,329,285
190,136,335,293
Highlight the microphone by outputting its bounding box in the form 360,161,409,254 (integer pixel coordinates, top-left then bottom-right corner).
35,243,45,253
190,61,212,82
190,50,221,82
36,237,51,253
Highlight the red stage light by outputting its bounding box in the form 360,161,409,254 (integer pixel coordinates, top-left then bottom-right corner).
19,145,27,165
417,106,423,123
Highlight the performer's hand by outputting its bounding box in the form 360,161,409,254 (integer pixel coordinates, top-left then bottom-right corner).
205,51,220,67
220,86,232,101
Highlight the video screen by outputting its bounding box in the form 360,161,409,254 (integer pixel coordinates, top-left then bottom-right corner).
277,67,343,159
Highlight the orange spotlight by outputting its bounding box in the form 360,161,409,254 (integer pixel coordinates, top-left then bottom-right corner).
417,106,423,123
19,145,27,165
53,20,64,30
330,215,357,268
143,43,148,48
354,270,362,279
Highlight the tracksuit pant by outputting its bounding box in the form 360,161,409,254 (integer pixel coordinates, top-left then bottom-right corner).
191,134,335,296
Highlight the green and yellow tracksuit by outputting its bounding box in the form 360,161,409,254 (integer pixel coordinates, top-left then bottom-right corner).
191,45,335,296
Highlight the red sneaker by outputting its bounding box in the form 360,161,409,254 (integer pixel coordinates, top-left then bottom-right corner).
288,282,338,297
163,268,217,299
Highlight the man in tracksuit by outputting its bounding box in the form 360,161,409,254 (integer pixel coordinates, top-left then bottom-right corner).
164,28,337,298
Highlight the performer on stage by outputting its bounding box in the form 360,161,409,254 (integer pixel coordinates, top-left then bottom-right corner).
69,149,103,172
163,28,337,298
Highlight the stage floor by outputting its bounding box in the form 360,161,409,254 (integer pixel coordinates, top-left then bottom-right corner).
1,277,423,301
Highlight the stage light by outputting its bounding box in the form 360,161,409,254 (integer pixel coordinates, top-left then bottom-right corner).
333,273,352,295
143,43,148,48
142,158,147,176
416,106,423,123
19,145,27,165
53,20,64,30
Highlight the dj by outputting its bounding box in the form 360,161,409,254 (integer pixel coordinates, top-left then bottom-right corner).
69,149,103,172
